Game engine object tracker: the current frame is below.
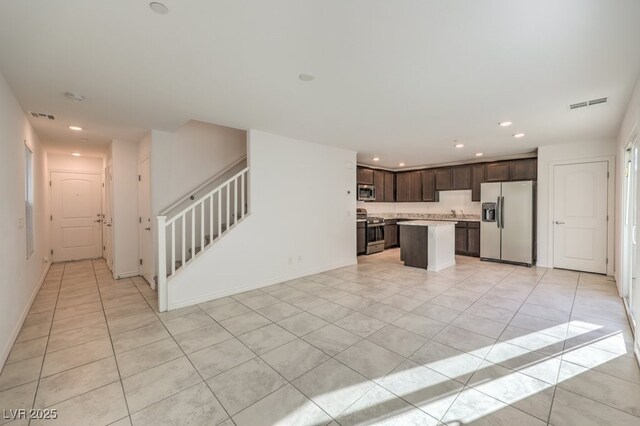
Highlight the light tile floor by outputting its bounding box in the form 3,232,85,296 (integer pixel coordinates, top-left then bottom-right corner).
1,250,639,425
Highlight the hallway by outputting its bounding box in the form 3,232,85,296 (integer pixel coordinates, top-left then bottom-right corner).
0,255,638,425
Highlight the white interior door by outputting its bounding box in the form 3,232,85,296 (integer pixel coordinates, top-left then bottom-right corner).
553,161,608,274
51,171,103,262
138,158,154,286
104,162,113,271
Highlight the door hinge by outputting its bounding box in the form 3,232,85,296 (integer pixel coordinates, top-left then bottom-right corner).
103,245,105,251
139,259,143,265
50,215,52,221
50,249,53,255
49,180,51,186
138,175,141,181
606,257,609,264
607,171,610,178
139,217,142,224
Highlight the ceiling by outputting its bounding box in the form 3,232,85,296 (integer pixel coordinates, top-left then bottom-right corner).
0,1,639,167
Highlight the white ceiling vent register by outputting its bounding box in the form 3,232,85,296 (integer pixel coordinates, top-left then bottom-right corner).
569,97,608,110
28,111,55,120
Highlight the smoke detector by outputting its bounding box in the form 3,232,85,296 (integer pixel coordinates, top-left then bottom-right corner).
28,111,55,120
569,97,608,111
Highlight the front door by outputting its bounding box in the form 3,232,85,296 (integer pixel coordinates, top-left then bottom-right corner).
51,171,103,262
138,158,154,286
553,161,608,273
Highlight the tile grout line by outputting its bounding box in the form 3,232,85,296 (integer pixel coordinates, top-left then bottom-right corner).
129,277,236,425
27,262,66,426
545,270,581,424
425,266,542,422
90,259,134,421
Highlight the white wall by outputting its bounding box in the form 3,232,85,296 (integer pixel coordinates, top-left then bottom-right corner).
148,121,246,282
0,73,50,368
48,153,103,174
167,130,357,309
359,190,481,216
150,120,246,216
110,139,139,278
537,139,616,272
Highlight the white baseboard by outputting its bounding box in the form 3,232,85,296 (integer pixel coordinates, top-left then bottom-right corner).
113,270,139,279
428,260,456,273
168,259,357,311
0,262,51,371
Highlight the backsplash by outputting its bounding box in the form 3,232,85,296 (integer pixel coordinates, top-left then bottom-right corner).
357,189,481,216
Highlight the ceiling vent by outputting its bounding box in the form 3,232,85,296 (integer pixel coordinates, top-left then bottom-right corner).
569,97,608,110
28,111,55,120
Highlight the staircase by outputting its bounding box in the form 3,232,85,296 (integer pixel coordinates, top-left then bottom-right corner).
156,166,249,311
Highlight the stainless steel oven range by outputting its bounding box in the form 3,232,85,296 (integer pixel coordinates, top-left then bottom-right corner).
357,208,385,254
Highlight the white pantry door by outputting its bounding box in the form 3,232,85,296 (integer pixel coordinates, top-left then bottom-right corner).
51,171,103,262
553,161,608,274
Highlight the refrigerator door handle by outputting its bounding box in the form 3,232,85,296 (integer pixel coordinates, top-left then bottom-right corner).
500,196,505,229
496,196,502,228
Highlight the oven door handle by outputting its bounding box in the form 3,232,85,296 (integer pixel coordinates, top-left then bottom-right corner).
367,223,385,227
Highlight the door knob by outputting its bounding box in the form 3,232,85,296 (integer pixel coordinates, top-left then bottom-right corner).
145,227,151,231
94,219,102,223
555,221,565,225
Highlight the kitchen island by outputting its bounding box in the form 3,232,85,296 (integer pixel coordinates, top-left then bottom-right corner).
398,221,456,272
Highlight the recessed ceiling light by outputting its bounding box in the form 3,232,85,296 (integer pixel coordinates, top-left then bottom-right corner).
513,133,525,138
299,73,315,82
455,143,464,148
71,152,81,157
149,2,169,14
69,126,83,131
499,121,512,127
398,163,405,167
475,153,484,157
372,157,380,161
64,92,85,102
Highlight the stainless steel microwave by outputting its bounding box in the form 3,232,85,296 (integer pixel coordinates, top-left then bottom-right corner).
358,184,376,201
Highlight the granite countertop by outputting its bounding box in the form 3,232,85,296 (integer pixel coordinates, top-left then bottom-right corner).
376,213,480,222
398,220,457,227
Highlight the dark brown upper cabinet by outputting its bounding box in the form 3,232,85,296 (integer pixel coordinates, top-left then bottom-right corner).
383,171,395,202
452,166,471,190
373,169,385,201
485,162,511,182
510,159,537,181
471,164,486,202
357,167,374,185
435,168,453,191
421,170,439,202
396,171,422,202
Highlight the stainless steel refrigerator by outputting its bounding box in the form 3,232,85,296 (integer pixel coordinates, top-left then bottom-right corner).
480,180,535,266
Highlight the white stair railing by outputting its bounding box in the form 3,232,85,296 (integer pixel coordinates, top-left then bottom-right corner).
157,167,249,311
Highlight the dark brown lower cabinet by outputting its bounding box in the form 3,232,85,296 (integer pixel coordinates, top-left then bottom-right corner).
357,222,366,255
384,222,399,248
454,221,480,257
467,223,480,256
455,223,468,254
